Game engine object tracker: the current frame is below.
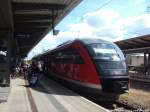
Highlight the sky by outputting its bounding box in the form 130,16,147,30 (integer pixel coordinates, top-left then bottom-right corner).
27,0,150,59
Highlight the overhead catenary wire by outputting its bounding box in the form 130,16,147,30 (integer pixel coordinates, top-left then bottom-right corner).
96,0,113,11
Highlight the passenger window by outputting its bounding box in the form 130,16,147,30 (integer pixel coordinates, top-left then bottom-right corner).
51,48,84,64
61,48,84,64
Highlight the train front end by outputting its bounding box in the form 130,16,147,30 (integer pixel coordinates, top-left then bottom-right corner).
86,40,129,92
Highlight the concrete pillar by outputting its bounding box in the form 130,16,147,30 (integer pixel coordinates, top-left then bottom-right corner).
144,53,147,75
0,0,14,87
5,31,13,86
0,30,13,86
148,53,150,75
0,39,6,85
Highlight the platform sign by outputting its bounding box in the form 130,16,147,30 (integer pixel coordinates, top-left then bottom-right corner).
14,32,31,39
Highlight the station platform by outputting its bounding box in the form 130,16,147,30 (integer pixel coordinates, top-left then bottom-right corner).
0,76,108,112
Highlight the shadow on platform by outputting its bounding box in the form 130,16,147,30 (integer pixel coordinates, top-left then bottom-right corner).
18,79,78,97
17,76,121,102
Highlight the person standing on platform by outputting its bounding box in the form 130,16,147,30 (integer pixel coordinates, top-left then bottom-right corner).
28,61,40,86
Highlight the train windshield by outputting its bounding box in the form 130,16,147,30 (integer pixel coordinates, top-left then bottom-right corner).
87,43,127,76
87,43,125,61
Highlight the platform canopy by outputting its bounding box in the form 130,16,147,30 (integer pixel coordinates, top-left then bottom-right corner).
12,0,82,57
0,0,81,58
115,35,150,53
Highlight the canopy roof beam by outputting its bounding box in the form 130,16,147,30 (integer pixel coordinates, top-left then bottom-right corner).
13,2,66,11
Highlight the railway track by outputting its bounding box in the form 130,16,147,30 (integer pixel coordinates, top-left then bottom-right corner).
93,100,143,111
114,101,138,111
83,96,147,112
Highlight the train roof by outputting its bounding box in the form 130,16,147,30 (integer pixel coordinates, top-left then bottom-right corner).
32,38,114,59
77,38,112,45
55,38,113,49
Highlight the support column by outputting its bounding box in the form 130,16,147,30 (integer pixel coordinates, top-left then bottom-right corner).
148,53,150,75
3,30,13,86
144,53,147,75
0,39,6,86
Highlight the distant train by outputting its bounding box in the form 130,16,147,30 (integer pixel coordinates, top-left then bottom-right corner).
34,39,129,93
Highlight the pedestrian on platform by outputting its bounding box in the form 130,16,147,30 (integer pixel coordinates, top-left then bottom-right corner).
28,61,40,86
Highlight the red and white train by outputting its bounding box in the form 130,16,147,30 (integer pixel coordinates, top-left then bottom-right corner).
34,39,129,93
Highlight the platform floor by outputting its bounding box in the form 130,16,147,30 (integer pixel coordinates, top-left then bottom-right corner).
0,76,108,112
0,86,10,103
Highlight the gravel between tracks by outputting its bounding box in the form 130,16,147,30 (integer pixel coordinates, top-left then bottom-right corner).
118,88,150,110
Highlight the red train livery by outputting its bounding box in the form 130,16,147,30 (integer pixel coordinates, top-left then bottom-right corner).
34,39,129,92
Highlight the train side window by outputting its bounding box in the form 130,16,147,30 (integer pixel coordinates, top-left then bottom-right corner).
61,48,84,64
72,50,84,64
52,52,60,63
59,50,71,63
51,48,84,64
